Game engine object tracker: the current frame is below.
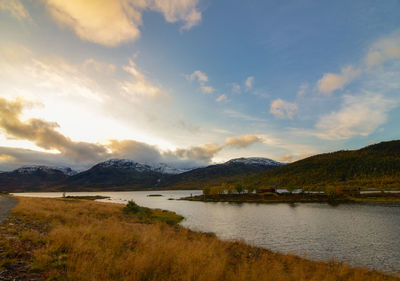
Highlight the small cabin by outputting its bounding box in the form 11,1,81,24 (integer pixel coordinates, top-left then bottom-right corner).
257,188,277,194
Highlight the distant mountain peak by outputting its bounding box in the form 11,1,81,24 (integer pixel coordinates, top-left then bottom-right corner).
14,165,77,176
95,159,188,175
225,157,283,166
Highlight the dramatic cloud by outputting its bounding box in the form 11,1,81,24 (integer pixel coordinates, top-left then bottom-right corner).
107,139,162,163
174,144,222,163
225,135,262,148
315,93,395,140
245,76,254,91
317,66,362,94
0,146,88,171
0,0,30,21
44,0,201,47
216,94,228,103
0,97,225,169
270,99,298,119
0,97,108,163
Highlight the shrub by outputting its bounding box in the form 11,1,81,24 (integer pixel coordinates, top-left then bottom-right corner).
123,201,142,214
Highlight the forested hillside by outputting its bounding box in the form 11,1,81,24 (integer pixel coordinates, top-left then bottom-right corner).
242,141,400,190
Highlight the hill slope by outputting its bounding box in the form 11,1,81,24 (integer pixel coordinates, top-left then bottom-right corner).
159,157,283,189
0,166,76,192
62,159,174,191
243,140,400,190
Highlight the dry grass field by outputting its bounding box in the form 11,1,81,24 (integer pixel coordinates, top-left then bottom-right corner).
0,197,398,281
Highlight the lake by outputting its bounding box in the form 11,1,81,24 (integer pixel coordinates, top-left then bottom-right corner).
13,190,400,274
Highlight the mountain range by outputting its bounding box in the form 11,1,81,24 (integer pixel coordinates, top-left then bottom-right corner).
0,157,282,192
1,140,399,192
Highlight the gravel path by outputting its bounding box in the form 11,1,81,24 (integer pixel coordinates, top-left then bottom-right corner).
0,195,17,224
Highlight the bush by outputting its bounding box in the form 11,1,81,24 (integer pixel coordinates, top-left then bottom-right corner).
123,201,143,214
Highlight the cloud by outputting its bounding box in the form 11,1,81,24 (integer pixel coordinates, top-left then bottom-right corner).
173,143,222,163
225,135,262,148
201,85,215,94
316,33,400,95
0,0,30,21
270,98,298,119
317,65,362,94
224,109,266,122
44,0,141,47
365,35,400,68
0,97,108,163
231,83,241,94
315,93,395,140
187,70,216,94
0,98,320,170
151,0,201,31
0,97,224,170
297,82,309,97
0,146,77,171
43,0,202,47
245,76,254,91
121,59,169,102
277,154,311,163
216,94,228,103
187,70,208,83
82,58,116,74
107,139,162,163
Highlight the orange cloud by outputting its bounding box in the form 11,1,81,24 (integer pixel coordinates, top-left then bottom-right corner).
317,66,361,94
225,135,262,148
44,0,202,47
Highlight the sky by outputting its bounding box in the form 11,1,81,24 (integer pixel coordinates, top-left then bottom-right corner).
0,0,400,171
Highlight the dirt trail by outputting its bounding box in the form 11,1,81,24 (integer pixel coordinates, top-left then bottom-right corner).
0,196,17,224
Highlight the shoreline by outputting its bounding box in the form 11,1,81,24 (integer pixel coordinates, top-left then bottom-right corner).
181,193,400,204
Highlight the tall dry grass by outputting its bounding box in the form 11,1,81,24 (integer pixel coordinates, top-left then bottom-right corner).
7,197,399,281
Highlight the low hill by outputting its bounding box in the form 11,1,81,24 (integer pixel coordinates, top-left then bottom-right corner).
159,157,283,189
242,140,400,190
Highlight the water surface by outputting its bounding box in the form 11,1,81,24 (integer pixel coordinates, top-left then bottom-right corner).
14,190,400,273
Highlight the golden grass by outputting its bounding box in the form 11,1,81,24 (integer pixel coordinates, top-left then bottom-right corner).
2,197,399,281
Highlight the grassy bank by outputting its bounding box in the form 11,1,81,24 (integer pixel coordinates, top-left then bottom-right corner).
1,197,399,281
183,193,400,204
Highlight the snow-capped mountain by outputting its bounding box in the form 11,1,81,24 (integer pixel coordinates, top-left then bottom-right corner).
62,159,188,190
0,157,283,192
158,157,283,189
15,165,78,176
95,159,188,175
0,165,76,192
225,157,283,167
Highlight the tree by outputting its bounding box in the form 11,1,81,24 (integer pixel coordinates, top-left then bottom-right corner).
325,185,338,200
202,185,211,196
235,183,244,194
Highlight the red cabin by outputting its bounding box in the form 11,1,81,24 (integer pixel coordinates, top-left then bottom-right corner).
257,188,277,194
